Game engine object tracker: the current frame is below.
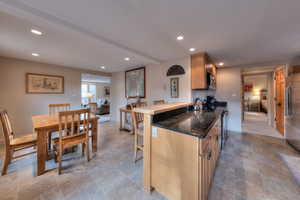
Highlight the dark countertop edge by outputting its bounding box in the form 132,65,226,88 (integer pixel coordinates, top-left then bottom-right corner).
152,107,226,139
152,123,206,138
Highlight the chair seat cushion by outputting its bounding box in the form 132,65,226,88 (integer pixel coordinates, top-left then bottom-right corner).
11,134,37,146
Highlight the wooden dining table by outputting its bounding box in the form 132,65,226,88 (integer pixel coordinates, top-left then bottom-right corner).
119,107,133,133
32,113,99,176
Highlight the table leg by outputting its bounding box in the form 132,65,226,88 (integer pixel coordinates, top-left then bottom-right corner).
92,119,98,152
119,110,123,130
37,130,47,176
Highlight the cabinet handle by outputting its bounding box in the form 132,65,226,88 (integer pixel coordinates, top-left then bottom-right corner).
207,150,212,160
199,149,212,159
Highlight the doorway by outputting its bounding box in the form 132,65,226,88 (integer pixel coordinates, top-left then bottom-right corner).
81,73,111,122
241,66,283,138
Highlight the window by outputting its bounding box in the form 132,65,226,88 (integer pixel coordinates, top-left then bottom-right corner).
81,83,97,105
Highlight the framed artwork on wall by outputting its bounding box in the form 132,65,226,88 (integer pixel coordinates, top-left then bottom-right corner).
26,73,64,94
125,67,146,98
104,86,110,96
170,77,179,98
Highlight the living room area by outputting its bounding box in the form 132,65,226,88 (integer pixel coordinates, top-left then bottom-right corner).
81,73,111,122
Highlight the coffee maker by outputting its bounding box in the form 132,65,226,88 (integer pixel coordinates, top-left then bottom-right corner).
204,96,217,111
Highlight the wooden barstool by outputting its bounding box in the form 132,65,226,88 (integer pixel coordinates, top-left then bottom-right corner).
130,102,147,163
0,110,37,175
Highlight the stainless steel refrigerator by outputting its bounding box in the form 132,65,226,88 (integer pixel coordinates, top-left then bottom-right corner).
286,66,300,152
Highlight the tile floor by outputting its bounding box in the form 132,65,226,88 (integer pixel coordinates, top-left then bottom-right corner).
242,112,283,139
0,121,299,200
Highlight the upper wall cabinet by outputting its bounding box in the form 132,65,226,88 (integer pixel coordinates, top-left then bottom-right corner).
191,52,217,90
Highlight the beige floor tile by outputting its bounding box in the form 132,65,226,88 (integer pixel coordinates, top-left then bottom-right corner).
0,121,299,200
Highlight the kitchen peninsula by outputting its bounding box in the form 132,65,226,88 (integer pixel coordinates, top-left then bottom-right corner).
135,102,225,200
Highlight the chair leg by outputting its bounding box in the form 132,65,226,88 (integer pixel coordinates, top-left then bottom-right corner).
134,133,138,163
54,153,58,163
1,148,11,176
58,147,63,175
86,141,90,162
48,132,52,150
9,150,13,164
82,143,85,157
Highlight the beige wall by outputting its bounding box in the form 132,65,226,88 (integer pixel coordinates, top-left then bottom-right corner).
111,56,192,121
111,57,243,133
244,74,268,99
0,56,110,140
215,67,242,133
95,82,111,101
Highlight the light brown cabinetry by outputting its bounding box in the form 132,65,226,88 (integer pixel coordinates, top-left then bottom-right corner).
151,118,221,200
191,52,217,90
199,118,221,200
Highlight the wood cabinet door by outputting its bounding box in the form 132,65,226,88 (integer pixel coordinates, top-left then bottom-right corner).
199,119,221,200
199,143,210,200
275,68,285,135
191,53,207,89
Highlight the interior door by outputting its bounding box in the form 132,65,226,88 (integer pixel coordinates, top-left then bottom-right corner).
275,68,285,135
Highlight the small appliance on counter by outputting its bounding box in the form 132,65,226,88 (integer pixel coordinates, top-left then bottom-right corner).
203,95,217,110
193,98,203,111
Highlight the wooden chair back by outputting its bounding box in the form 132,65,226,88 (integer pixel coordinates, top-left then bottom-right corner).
0,110,14,146
153,100,165,105
49,104,70,115
129,102,147,123
131,111,141,135
58,109,91,140
88,103,97,115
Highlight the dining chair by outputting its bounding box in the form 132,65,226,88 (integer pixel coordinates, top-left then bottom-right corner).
0,110,37,175
49,104,71,115
53,109,91,174
153,100,165,105
88,103,98,115
130,102,147,163
48,104,70,150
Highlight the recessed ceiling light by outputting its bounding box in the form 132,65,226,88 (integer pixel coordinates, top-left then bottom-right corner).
32,53,39,57
31,29,42,35
177,35,184,40
218,62,224,66
189,48,195,52
124,57,130,61
100,66,105,69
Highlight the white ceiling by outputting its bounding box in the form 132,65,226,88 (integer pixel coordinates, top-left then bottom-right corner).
1,0,300,72
81,73,111,83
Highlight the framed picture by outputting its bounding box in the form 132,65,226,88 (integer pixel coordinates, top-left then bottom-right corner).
170,77,179,98
125,67,146,98
104,86,110,96
26,73,64,94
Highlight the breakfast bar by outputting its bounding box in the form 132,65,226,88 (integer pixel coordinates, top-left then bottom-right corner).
135,102,225,200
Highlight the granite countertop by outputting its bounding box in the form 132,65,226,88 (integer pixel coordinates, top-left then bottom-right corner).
152,108,225,138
